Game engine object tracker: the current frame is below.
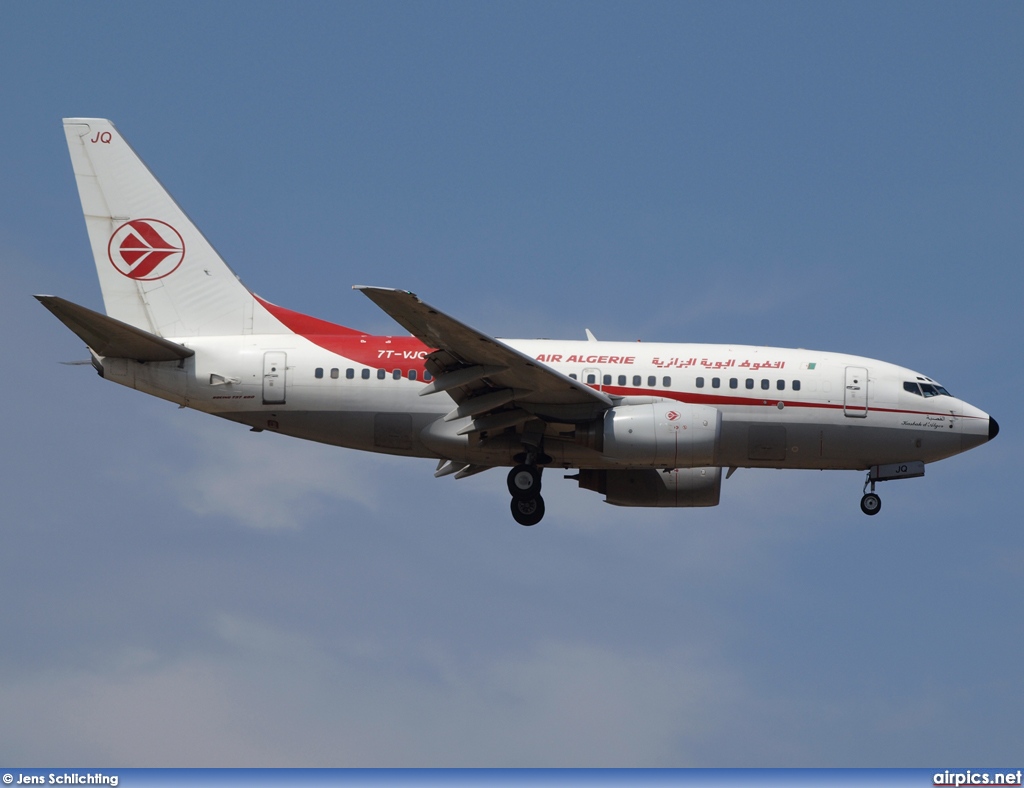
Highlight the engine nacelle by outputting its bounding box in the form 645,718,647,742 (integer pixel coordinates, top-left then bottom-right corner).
589,401,721,467
577,467,722,507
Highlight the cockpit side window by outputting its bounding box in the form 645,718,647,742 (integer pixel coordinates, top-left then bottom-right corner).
903,381,921,396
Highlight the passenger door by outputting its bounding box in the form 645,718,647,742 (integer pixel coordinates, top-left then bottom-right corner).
844,366,868,418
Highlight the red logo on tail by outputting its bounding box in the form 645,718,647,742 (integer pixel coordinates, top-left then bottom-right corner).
108,219,185,280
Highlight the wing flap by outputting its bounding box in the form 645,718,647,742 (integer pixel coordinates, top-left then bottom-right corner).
420,364,508,396
36,295,194,362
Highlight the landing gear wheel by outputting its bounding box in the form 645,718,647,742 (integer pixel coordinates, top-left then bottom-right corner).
860,493,881,516
507,464,542,499
510,495,545,526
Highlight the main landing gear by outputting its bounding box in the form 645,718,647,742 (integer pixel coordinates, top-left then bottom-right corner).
508,464,544,526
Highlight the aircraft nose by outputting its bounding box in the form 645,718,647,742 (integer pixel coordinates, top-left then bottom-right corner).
989,416,1000,441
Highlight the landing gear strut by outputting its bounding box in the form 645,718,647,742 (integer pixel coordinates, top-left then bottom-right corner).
508,463,544,526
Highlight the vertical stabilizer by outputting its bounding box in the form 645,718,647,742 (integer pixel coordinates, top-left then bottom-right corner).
63,118,280,338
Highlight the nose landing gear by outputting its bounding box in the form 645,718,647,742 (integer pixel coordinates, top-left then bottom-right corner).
860,489,882,515
860,474,882,515
859,461,925,516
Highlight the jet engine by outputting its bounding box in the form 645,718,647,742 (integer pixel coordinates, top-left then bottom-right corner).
576,466,722,507
576,401,721,467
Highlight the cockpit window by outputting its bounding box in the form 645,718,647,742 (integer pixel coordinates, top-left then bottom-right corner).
905,380,952,398
920,382,951,398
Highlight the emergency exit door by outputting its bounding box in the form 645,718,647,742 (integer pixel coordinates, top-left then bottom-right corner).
263,351,287,405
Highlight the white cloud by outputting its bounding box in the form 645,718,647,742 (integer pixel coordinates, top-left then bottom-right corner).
163,415,409,529
0,615,744,766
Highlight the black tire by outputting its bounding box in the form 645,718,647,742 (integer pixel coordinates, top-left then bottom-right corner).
507,464,542,499
860,493,882,516
510,495,545,526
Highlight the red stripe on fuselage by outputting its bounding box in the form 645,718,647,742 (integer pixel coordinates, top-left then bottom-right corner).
596,385,985,420
256,295,365,337
251,298,981,420
255,294,432,372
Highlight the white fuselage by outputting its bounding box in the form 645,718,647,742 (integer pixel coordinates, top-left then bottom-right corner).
99,332,991,473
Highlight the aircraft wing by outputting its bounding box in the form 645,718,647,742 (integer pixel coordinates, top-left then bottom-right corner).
355,286,613,426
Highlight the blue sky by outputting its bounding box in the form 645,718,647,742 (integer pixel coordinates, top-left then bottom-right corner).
1,1,1021,766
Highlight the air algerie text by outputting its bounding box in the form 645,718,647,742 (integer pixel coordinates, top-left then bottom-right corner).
535,355,636,364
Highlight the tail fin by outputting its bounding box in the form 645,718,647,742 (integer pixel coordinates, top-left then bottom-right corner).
63,118,279,338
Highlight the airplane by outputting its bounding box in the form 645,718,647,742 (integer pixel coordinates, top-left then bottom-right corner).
39,118,999,526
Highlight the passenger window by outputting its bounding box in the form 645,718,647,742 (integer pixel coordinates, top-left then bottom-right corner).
423,370,433,382
346,368,354,379
761,379,769,390
776,380,785,391
648,376,656,387
793,380,801,391
633,375,641,386
618,375,626,386
315,367,324,379
663,376,672,387
330,368,339,379
377,369,386,380
408,369,417,381
729,378,738,389
712,377,720,389
696,377,705,388
361,369,370,380
569,373,578,380
745,379,754,389
603,374,612,385
587,374,596,384
393,369,401,380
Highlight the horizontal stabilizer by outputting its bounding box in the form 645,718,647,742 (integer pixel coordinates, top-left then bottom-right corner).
36,295,194,362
